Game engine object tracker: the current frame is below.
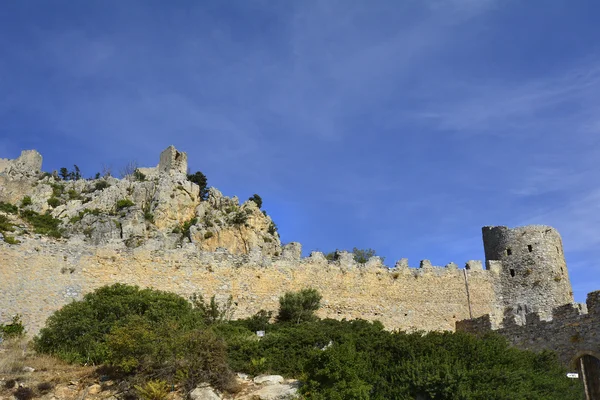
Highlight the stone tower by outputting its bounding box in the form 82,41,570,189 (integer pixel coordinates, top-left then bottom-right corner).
482,225,574,321
158,146,187,175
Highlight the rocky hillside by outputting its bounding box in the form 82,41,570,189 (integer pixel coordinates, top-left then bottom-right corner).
0,146,281,256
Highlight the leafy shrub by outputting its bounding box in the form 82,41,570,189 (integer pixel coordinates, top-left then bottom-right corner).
242,310,272,333
229,211,248,226
50,183,64,197
133,170,146,182
20,210,62,238
3,235,20,245
1,315,25,338
204,231,214,239
0,215,15,232
69,208,102,224
352,247,384,264
13,387,34,400
268,221,278,236
67,189,81,200
187,171,208,200
0,201,19,213
182,217,198,239
109,321,236,392
248,194,262,209
324,248,385,264
94,180,110,191
116,199,135,211
5,379,16,389
135,379,169,400
34,284,202,364
58,165,82,181
299,330,583,399
324,250,339,261
277,288,322,324
191,294,234,325
47,197,61,208
19,197,32,208
144,211,154,223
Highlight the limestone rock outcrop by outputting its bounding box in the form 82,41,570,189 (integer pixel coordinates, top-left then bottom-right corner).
0,146,281,255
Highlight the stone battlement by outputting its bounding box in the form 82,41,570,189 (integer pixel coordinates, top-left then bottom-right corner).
457,291,600,367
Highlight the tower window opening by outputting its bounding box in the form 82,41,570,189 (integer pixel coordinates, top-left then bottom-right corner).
506,248,512,256
556,246,560,254
527,245,533,252
510,269,516,277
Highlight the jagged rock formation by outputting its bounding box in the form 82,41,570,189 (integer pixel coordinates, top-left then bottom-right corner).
0,146,281,255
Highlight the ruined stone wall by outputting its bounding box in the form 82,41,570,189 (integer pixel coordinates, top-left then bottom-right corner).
457,291,600,367
0,238,502,335
0,150,42,176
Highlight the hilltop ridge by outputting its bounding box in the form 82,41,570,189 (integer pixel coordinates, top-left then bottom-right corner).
0,146,282,256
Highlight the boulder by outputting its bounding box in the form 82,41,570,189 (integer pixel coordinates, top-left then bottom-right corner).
87,383,102,395
244,382,299,400
189,385,221,400
253,375,284,386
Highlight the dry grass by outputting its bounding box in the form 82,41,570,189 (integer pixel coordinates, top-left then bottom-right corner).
0,337,95,389
0,337,28,374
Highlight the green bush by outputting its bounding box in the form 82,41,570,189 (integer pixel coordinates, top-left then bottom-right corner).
116,199,135,211
94,180,110,191
135,379,169,400
34,284,203,364
1,315,25,339
3,235,20,245
67,189,81,200
133,170,146,182
69,208,102,224
0,201,19,213
324,248,385,264
187,171,208,200
229,211,248,226
204,231,214,239
0,215,15,232
277,288,322,324
35,284,237,392
299,330,583,399
182,217,198,239
20,210,62,238
248,194,262,209
50,183,64,197
109,320,235,392
268,221,278,236
191,294,234,325
144,211,154,223
47,197,61,208
352,247,384,264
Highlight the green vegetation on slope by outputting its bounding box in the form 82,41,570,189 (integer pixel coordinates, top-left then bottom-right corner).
34,284,583,399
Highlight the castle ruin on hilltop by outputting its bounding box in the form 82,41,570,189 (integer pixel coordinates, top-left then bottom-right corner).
0,146,598,383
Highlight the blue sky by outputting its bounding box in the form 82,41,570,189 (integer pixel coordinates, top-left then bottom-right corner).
1,1,599,302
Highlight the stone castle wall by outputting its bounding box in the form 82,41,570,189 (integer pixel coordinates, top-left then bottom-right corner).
0,238,502,335
457,291,600,367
